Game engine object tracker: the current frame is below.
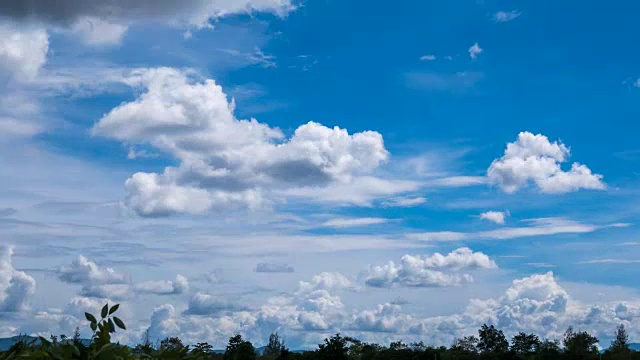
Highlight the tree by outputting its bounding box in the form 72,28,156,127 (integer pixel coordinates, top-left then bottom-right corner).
225,334,257,360
72,326,81,346
610,324,630,353
562,327,599,359
317,333,349,360
452,336,479,353
511,332,541,357
536,339,561,360
264,332,288,358
477,324,509,354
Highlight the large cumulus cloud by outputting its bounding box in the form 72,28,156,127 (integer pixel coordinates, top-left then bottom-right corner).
92,68,405,216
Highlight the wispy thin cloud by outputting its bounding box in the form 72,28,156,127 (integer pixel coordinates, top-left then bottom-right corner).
577,259,640,264
406,218,629,242
321,217,390,228
494,10,521,23
420,55,436,61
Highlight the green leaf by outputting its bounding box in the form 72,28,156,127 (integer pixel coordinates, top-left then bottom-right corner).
108,318,116,333
85,312,97,323
101,304,109,318
108,303,120,315
113,316,126,330
90,322,97,331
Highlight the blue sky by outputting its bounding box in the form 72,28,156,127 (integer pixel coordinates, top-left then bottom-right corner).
0,0,640,350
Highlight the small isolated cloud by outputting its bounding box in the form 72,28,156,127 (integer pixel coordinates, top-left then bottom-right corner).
185,293,248,315
494,10,521,22
420,55,436,61
382,196,426,207
135,275,189,295
321,217,389,228
468,43,483,60
487,132,606,194
480,210,509,225
363,248,497,288
255,262,295,273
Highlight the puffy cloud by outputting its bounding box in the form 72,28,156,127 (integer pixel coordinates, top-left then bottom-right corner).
363,248,497,288
299,272,353,293
420,55,436,61
92,68,393,216
58,255,127,285
135,275,189,295
0,0,295,33
186,293,249,315
255,262,295,273
59,256,187,298
480,211,509,225
494,10,521,22
0,23,49,80
0,246,36,312
487,132,605,194
468,43,483,60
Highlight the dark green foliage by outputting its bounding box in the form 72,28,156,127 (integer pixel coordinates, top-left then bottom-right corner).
562,327,599,360
477,324,509,355
264,333,287,359
511,332,541,358
224,335,256,360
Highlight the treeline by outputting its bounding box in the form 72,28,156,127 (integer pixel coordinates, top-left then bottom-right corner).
1,303,639,359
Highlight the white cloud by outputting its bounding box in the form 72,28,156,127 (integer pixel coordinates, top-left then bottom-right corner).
480,210,509,225
0,246,36,312
429,176,488,187
420,55,436,61
71,17,128,45
186,292,248,315
59,255,127,285
577,259,640,264
363,248,496,288
255,262,295,273
468,43,483,60
494,10,521,22
407,217,622,242
92,67,396,216
299,272,352,293
0,118,44,138
321,217,389,228
487,132,605,194
135,275,189,295
382,196,426,207
0,23,49,80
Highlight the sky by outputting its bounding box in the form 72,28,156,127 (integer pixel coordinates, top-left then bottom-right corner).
0,0,640,350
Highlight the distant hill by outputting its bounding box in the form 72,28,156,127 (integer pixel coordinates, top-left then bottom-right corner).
631,343,640,351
